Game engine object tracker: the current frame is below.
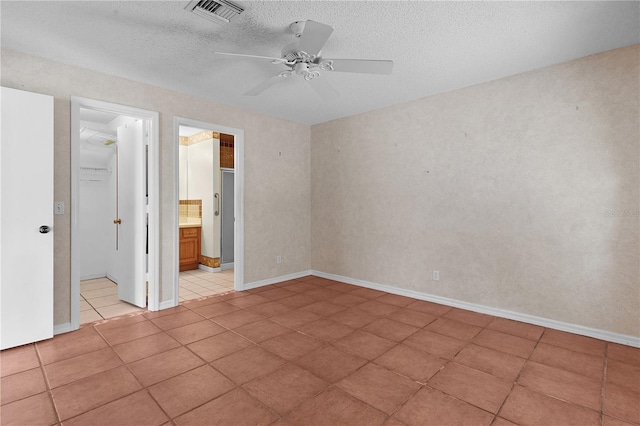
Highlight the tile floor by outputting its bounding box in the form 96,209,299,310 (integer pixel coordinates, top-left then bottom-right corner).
80,269,235,324
2,275,639,425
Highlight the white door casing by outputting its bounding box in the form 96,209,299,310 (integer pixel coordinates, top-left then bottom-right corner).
1,86,54,349
71,97,159,332
173,116,244,308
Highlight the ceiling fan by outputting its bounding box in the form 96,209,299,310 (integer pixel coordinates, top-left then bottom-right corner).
214,20,394,100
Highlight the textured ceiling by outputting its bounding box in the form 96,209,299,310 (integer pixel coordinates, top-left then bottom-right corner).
2,1,639,125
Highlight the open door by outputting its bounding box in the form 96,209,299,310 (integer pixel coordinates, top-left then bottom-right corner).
115,120,147,307
1,87,54,349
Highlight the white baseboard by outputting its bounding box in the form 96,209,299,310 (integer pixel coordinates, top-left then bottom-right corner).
312,270,640,348
79,273,106,281
54,322,73,335
106,273,118,284
243,270,312,291
198,264,221,273
221,262,234,271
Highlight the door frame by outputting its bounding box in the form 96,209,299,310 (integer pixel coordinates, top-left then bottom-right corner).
173,117,244,307
70,97,160,330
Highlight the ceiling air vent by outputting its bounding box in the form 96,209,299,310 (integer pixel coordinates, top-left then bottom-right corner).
185,0,244,25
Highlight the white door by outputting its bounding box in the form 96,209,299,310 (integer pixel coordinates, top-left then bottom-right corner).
1,87,54,349
115,120,146,307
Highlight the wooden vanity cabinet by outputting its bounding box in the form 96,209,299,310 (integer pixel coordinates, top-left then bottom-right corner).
179,227,201,271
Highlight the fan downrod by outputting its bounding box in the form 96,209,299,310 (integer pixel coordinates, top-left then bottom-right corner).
290,21,306,38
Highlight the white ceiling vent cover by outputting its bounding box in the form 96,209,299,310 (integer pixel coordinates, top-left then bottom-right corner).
185,0,244,25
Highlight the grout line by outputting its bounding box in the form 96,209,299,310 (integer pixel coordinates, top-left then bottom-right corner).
494,328,545,423
21,274,628,425
600,343,608,426
32,342,63,425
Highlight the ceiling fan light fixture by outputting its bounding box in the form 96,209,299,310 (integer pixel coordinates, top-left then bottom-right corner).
294,62,309,75
218,19,393,99
319,60,334,71
303,71,320,81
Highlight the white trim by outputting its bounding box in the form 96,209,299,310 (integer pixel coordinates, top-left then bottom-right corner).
80,273,108,281
159,300,178,311
220,262,234,271
243,270,313,291
70,97,160,331
198,264,221,273
54,322,73,335
312,270,640,348
147,112,160,312
173,117,245,310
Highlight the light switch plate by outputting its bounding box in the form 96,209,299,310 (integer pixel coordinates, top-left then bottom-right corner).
54,201,64,215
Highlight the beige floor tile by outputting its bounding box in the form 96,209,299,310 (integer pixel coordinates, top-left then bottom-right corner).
80,309,104,324
79,299,93,311
181,292,202,300
199,282,224,289
82,286,118,299
86,294,122,308
180,282,206,291
97,303,144,319
199,289,223,296
80,279,115,292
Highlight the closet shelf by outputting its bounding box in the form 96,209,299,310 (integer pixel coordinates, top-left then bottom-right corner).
79,167,112,181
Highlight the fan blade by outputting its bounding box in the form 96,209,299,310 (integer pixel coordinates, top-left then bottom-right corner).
322,59,394,75
244,73,290,96
307,77,339,101
298,20,334,58
214,52,287,64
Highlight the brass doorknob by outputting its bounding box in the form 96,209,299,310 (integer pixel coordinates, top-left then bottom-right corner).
113,219,122,224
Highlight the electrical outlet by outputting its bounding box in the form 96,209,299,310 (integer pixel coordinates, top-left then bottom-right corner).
276,255,282,264
433,270,440,281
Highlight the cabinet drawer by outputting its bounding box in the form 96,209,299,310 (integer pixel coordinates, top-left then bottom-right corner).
181,227,200,238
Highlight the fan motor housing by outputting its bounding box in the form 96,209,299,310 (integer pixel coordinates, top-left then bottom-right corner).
281,43,322,65
290,21,306,37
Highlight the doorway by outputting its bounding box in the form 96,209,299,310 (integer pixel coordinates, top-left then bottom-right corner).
173,117,244,308
70,98,160,331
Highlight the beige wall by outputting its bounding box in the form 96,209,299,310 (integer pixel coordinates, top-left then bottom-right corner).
311,45,640,337
3,44,638,337
1,49,311,327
